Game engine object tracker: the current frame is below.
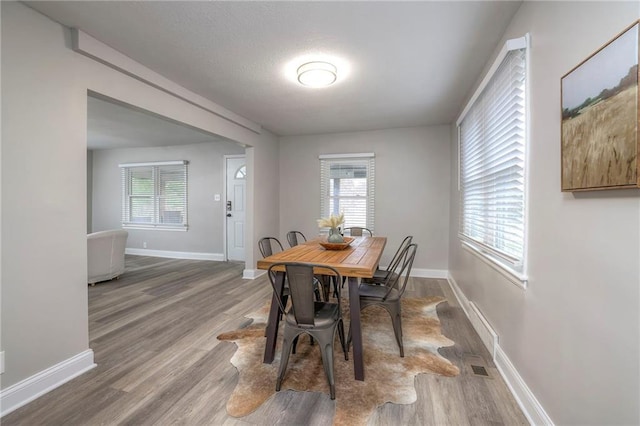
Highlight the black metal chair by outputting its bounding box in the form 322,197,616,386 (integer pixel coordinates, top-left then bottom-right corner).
286,231,338,301
258,236,325,349
258,237,303,347
268,262,348,400
362,235,413,287
258,237,284,258
343,227,373,236
348,243,418,357
259,235,324,301
286,230,307,248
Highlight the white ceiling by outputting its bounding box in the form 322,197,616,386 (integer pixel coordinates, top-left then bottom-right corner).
27,0,522,140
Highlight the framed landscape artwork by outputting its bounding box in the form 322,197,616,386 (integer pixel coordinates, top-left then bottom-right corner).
561,21,639,191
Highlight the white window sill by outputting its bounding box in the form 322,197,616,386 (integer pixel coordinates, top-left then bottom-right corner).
123,225,188,232
461,241,528,289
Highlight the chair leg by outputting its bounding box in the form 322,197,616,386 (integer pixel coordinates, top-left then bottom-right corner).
389,303,404,357
323,276,331,301
314,286,322,302
358,300,405,357
320,336,336,400
276,327,298,392
338,319,348,360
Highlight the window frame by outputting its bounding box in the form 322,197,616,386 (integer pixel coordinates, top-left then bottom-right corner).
119,160,189,231
456,35,530,288
319,153,375,232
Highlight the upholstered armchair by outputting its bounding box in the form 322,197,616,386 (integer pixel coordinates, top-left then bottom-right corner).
87,229,128,285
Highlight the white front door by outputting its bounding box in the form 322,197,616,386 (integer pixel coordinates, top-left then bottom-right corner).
226,156,246,261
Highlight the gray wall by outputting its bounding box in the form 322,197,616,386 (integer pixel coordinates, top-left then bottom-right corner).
87,150,93,233
1,1,277,391
251,139,280,264
279,126,451,271
5,1,640,424
91,142,244,255
448,2,640,424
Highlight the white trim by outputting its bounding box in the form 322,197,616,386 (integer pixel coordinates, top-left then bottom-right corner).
446,274,490,350
446,274,552,426
72,29,261,134
445,274,469,315
243,268,266,280
521,32,532,282
456,34,528,125
461,241,528,289
447,274,498,358
405,268,448,279
495,346,555,426
456,125,461,192
318,152,375,159
118,160,187,168
122,225,188,231
125,248,224,261
469,301,499,359
0,350,96,417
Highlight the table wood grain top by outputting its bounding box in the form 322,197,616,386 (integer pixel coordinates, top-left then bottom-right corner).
257,236,387,278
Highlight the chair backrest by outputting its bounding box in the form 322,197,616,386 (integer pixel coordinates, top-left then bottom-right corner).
383,243,417,300
287,231,307,248
344,227,373,236
258,237,284,258
268,262,342,327
384,235,413,275
87,229,129,284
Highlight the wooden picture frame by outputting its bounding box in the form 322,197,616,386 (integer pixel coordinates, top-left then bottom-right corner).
561,21,639,191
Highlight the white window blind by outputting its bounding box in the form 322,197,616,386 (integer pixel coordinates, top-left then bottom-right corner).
458,37,527,270
320,154,375,231
119,161,188,230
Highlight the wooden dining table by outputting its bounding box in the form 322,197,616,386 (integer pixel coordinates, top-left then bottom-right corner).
257,235,387,381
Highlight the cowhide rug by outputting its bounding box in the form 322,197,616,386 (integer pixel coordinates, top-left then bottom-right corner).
217,296,459,425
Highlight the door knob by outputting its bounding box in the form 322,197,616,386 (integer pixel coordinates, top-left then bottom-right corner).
226,213,232,217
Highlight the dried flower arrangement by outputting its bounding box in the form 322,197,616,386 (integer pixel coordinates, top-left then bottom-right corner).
317,213,344,229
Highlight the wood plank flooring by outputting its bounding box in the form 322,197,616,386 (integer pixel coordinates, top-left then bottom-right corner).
3,255,528,425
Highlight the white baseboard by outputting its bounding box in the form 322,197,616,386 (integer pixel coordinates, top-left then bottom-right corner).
446,274,552,426
125,248,224,261
0,350,96,417
495,346,554,426
447,274,498,357
446,273,474,322
410,268,448,279
468,301,499,359
243,268,266,280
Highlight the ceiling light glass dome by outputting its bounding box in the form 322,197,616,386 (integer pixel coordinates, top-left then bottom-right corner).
297,61,337,88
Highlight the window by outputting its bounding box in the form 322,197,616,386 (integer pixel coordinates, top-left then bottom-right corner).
457,36,528,284
320,153,375,230
119,161,188,230
235,165,247,179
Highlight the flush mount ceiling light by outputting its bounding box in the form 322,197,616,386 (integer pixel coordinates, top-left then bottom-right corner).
297,61,337,88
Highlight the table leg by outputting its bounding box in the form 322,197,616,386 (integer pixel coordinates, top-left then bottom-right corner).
348,276,364,381
263,271,285,364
